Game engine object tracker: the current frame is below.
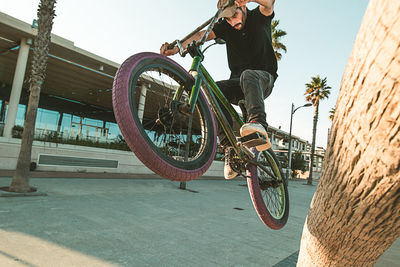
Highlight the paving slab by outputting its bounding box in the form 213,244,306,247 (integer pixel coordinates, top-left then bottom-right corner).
0,177,398,266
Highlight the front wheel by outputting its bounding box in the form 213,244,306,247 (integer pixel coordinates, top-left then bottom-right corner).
112,52,217,181
246,148,289,229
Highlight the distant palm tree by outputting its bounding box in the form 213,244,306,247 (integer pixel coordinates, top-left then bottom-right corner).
9,0,57,192
305,75,331,185
329,106,336,121
271,19,287,61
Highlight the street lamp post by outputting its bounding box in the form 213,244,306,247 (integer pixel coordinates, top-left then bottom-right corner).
286,103,312,181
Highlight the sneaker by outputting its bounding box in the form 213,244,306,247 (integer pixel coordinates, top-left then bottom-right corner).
240,121,272,151
224,147,238,180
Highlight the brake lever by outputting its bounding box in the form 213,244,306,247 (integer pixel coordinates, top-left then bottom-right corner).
175,39,185,56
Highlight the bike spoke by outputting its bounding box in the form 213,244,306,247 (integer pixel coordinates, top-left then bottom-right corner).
256,152,285,218
130,64,209,164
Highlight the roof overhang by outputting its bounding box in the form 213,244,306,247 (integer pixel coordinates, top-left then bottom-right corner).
0,11,119,114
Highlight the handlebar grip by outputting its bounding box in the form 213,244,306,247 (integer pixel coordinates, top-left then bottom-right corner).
167,42,177,50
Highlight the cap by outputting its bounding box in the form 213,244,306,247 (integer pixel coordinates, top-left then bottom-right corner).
217,0,236,19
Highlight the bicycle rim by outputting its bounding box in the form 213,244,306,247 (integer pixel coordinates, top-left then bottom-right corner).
258,150,287,220
131,65,211,164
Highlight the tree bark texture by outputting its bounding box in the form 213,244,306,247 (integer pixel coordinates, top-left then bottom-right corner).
308,102,319,185
9,0,56,192
297,0,400,266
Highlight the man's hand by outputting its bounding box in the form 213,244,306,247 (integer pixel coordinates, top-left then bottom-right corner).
247,0,274,16
234,0,249,7
160,42,179,56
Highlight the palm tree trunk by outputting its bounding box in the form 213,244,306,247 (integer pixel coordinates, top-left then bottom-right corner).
307,102,318,185
9,0,56,192
297,0,400,265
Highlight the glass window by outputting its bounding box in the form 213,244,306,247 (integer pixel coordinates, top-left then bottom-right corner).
3,95,125,147
106,122,122,140
35,108,59,131
0,100,6,122
15,104,26,126
59,113,72,138
83,117,103,127
72,115,81,123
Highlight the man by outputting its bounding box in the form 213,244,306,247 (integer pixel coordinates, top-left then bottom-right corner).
161,0,277,179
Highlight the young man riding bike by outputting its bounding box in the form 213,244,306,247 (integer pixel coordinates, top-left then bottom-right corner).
160,0,277,179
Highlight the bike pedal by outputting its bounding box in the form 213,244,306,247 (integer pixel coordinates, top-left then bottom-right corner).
237,141,256,159
237,132,267,148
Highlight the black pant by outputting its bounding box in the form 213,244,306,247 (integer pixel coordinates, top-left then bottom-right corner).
216,69,275,146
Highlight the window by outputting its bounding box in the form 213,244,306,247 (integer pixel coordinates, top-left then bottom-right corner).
15,104,26,126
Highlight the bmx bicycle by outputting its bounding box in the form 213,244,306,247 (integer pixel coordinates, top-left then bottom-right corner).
112,4,289,229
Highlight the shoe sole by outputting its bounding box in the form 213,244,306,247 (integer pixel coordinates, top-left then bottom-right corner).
240,126,272,151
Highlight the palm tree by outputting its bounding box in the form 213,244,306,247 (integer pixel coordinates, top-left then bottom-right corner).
271,19,287,61
9,0,57,192
298,0,400,264
304,75,331,185
329,106,336,121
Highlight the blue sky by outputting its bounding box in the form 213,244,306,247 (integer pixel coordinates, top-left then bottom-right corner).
1,0,370,148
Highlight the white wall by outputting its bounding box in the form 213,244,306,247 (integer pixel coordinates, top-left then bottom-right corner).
0,137,224,177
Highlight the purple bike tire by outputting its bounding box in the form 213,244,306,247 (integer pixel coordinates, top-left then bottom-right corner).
246,148,289,229
112,52,217,181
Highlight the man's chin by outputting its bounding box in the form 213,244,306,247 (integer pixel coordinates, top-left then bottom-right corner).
234,24,243,30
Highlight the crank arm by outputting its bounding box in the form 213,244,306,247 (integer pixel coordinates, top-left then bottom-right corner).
245,158,276,179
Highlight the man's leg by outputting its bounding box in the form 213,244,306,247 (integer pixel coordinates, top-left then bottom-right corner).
240,69,275,126
215,78,242,147
216,78,243,179
239,69,275,151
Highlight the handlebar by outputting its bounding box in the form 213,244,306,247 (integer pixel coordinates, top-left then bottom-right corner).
167,17,213,50
167,8,224,56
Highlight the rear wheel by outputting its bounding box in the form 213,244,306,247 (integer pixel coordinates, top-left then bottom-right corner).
246,148,289,229
112,52,217,181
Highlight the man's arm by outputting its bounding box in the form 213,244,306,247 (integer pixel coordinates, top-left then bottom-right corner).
236,0,275,16
160,30,216,56
255,0,275,16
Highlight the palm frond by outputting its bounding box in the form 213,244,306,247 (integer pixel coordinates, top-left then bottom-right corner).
329,107,336,121
305,75,332,106
271,19,287,61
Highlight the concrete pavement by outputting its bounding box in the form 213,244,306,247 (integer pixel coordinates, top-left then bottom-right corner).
0,176,398,266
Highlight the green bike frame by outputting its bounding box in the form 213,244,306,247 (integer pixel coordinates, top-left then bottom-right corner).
172,53,245,154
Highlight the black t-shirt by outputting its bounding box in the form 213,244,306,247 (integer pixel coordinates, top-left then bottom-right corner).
213,7,278,80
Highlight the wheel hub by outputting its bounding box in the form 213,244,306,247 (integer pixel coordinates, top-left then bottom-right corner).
156,107,174,127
